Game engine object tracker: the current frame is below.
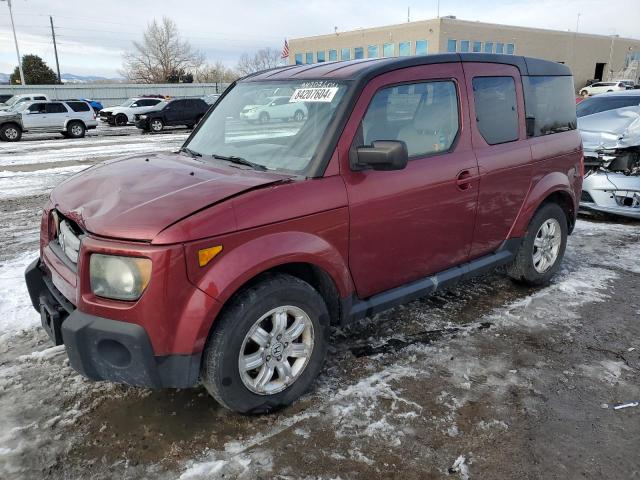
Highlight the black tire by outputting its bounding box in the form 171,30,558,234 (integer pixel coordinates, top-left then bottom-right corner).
258,111,270,124
293,109,305,122
580,90,589,97
114,113,128,126
0,123,22,142
507,202,568,286
201,273,329,414
149,118,164,132
66,121,85,139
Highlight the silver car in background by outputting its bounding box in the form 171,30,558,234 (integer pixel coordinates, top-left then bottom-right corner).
577,91,640,219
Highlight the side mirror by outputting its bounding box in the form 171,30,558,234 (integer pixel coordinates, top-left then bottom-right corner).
353,140,409,171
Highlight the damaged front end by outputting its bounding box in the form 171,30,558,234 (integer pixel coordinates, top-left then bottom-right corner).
579,106,640,219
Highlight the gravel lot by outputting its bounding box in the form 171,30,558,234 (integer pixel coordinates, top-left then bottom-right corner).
0,124,638,480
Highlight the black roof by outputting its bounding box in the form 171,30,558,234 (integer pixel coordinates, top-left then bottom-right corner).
243,54,571,83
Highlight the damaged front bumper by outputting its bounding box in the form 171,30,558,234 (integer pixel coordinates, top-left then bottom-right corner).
581,164,640,219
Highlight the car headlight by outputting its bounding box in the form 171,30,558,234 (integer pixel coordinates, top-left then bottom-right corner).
139,114,147,119
89,254,152,301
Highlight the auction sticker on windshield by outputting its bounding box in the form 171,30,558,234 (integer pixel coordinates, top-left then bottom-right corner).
290,87,339,103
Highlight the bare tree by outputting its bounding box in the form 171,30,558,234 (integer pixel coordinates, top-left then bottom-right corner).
121,17,204,83
195,61,240,83
236,48,283,76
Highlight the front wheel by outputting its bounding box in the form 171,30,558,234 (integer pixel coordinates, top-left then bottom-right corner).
293,109,305,122
114,113,128,126
149,118,164,132
507,202,568,286
201,273,329,414
0,123,22,142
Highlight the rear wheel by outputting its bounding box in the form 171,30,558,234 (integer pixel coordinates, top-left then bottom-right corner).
507,202,568,286
150,118,164,132
67,121,85,139
0,123,22,142
580,90,589,97
259,111,270,124
201,273,329,414
114,113,128,126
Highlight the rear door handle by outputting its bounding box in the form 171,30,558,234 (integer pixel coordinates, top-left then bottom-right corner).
456,170,480,190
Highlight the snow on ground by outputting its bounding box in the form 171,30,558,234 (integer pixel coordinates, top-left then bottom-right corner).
0,251,40,336
0,165,89,200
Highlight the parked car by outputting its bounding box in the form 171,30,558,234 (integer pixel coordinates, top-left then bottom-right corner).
0,93,50,111
25,54,582,413
240,95,307,123
134,98,209,132
614,79,636,89
0,100,97,141
577,90,640,219
82,98,104,113
99,97,165,126
203,93,221,105
579,81,627,97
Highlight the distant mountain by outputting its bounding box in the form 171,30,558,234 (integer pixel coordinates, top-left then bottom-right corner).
0,73,122,85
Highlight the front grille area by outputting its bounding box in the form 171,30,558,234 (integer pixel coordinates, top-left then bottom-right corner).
58,219,81,263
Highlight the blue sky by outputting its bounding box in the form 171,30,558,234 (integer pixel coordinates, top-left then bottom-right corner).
0,0,638,77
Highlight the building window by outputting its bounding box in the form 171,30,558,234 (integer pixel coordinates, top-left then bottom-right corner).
305,52,313,64
317,50,325,62
415,40,428,55
460,40,470,53
473,41,482,53
329,49,337,61
368,45,379,58
472,76,519,145
495,43,504,54
383,42,395,57
341,48,351,60
294,53,303,65
354,47,364,59
399,41,411,56
447,39,457,52
361,81,459,158
506,43,515,55
484,42,493,54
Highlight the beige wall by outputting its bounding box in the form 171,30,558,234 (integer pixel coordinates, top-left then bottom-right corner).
289,18,640,91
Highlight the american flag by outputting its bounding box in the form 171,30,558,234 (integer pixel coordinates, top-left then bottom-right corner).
281,39,289,59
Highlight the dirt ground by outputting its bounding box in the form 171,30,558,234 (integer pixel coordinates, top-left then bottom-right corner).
0,126,638,479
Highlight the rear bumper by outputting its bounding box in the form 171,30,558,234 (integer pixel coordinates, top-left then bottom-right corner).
24,258,201,388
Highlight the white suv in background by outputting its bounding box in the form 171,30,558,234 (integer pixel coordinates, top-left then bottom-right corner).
99,97,165,126
0,100,97,141
0,93,50,111
579,81,628,97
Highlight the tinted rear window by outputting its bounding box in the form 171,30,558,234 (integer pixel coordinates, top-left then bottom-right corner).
46,103,67,114
66,101,91,112
523,76,576,137
472,76,519,145
576,95,640,117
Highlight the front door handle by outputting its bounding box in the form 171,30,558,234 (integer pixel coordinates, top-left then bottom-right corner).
456,170,480,190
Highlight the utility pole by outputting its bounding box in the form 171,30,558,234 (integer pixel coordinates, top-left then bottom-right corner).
437,0,440,18
50,16,61,84
1,0,25,85
575,13,581,33
407,6,410,22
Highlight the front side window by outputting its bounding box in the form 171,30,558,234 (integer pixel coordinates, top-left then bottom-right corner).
368,45,379,58
184,80,349,174
415,40,428,55
361,80,459,158
484,42,494,54
460,40,470,53
305,52,313,64
399,41,411,56
472,76,519,145
328,49,337,61
496,43,504,54
523,75,576,136
317,51,325,62
27,103,45,113
506,43,515,55
473,41,482,53
447,39,457,52
294,53,303,65
341,48,351,60
354,47,364,59
383,43,395,57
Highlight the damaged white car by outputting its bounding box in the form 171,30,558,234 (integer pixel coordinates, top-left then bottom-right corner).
577,91,640,219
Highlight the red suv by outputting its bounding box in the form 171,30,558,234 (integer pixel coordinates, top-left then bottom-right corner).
25,54,582,413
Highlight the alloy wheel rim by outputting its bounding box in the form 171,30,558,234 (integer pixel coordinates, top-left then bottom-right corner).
532,218,562,273
6,128,17,139
151,120,162,131
71,125,82,136
238,305,314,395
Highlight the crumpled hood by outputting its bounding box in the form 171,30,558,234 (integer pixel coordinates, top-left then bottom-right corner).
51,152,291,241
578,106,640,153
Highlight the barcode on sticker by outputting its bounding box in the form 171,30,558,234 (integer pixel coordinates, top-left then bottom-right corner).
290,87,339,103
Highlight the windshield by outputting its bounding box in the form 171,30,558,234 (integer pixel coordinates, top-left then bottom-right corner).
184,80,349,174
577,95,640,117
119,98,136,107
4,95,21,106
10,102,31,112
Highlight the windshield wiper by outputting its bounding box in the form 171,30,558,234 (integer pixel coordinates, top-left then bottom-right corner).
212,154,267,171
179,147,202,158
